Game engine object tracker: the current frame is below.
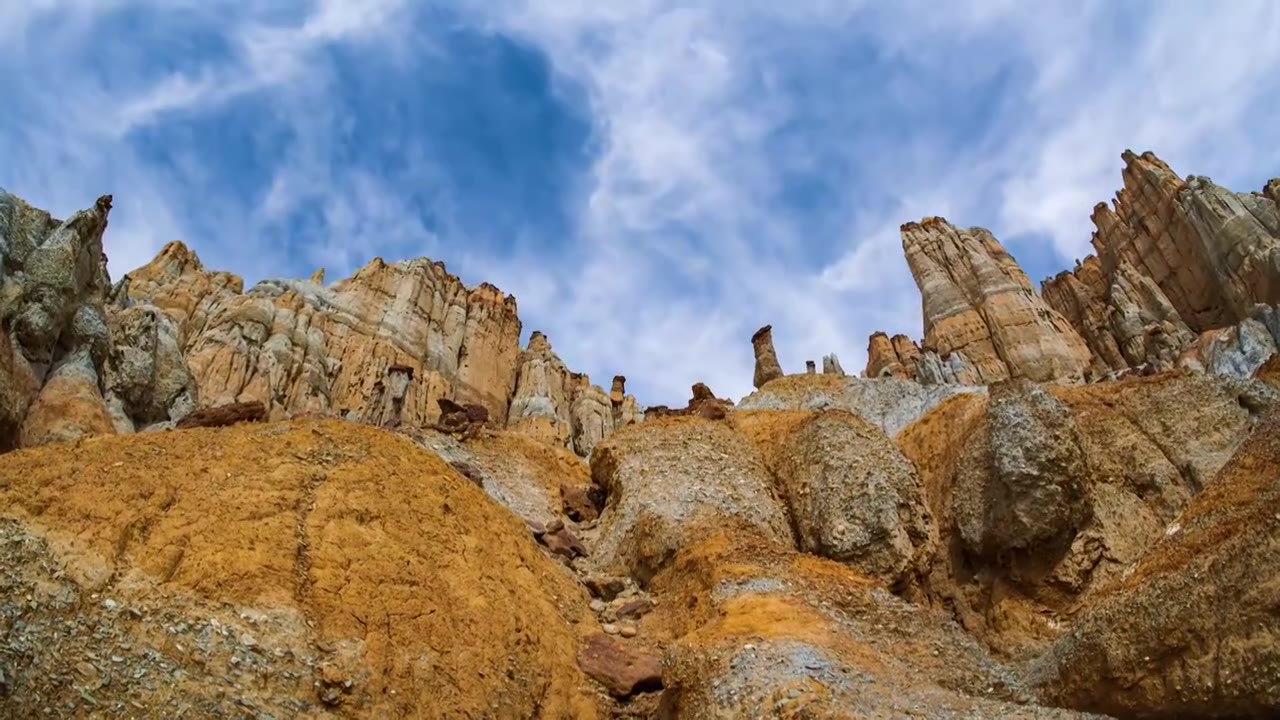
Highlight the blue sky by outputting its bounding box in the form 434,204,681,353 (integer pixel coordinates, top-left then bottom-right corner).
3,1,1279,405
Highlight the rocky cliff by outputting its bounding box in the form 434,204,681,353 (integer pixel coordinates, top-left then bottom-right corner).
0,190,640,456
862,217,1094,385
864,152,1280,385
1041,151,1280,379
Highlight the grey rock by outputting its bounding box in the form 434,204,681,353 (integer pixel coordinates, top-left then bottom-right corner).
773,410,934,588
954,379,1092,563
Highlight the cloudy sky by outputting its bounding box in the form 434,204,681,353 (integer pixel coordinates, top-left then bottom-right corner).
3,1,1278,405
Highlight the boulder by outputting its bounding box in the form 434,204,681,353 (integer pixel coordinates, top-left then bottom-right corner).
772,410,934,589
589,417,793,582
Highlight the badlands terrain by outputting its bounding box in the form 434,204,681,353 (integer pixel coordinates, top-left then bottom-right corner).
1,150,1279,718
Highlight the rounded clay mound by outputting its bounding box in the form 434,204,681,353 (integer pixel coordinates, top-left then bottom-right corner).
0,418,599,718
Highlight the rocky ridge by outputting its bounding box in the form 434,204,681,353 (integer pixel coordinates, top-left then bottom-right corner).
0,190,641,457
862,151,1280,386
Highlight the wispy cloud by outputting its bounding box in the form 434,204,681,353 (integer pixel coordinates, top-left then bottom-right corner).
2,1,1277,405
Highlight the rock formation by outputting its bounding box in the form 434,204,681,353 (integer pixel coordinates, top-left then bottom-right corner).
821,353,845,375
1040,151,1280,378
898,217,1094,384
0,188,643,457
1029,410,1280,717
750,324,783,389
0,190,115,449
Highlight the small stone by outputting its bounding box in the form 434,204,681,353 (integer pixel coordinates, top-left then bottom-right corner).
602,623,621,635
545,517,565,534
620,625,638,638
102,599,119,610
589,600,607,613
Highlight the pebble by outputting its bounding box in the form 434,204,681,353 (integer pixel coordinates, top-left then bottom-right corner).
589,600,606,613
601,623,621,635
619,625,638,638
102,599,119,610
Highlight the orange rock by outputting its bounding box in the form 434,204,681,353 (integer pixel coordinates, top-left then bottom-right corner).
18,363,115,448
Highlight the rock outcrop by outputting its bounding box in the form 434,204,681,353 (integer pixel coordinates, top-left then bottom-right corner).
507,331,641,456
588,416,793,583
898,217,1094,384
769,410,935,589
900,371,1278,659
0,187,643,458
0,190,114,449
751,324,784,389
1028,411,1280,717
0,419,602,718
1041,151,1280,378
737,373,982,437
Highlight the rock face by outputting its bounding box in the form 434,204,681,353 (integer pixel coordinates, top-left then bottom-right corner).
900,371,1277,659
1042,151,1280,377
0,190,114,450
771,410,934,589
737,373,983,437
953,379,1093,564
1028,411,1280,717
588,416,793,583
899,217,1094,384
0,419,601,718
507,331,641,456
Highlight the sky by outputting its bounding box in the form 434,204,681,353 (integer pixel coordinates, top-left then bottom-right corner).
3,1,1279,406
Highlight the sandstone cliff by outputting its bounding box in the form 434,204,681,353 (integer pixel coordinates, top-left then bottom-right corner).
0,190,641,456
1041,151,1280,378
866,218,1094,385
865,152,1280,386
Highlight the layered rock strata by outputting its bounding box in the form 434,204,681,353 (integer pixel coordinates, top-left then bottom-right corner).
1041,151,1280,377
897,218,1094,384
0,189,643,456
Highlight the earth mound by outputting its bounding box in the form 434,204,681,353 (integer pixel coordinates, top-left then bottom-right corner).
0,419,600,718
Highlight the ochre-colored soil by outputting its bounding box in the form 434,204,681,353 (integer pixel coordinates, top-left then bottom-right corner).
0,419,600,718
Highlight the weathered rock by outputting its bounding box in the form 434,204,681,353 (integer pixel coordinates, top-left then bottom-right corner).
123,246,520,429
822,353,845,376
561,482,602,522
900,371,1278,658
0,419,602,718
18,359,116,447
609,375,626,404
0,190,114,448
1180,304,1280,378
507,331,636,456
652,529,1095,719
542,526,587,559
954,379,1093,562
804,359,816,374
174,400,267,430
737,373,983,437
103,303,197,431
589,417,793,582
1028,412,1280,718
577,633,663,699
1042,152,1280,379
903,217,1093,384
772,410,934,589
751,325,784,389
